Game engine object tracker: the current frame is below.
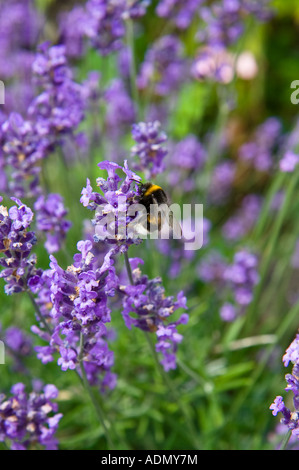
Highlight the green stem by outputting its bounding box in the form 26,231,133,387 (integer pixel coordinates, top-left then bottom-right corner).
78,332,115,449
280,429,292,450
26,290,52,335
124,250,134,285
252,171,286,242
125,18,140,120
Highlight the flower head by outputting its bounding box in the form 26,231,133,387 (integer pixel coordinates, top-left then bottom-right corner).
1,112,49,198
0,197,41,295
120,257,188,371
32,239,118,390
270,333,299,441
137,35,186,97
81,160,143,249
131,121,168,178
34,193,72,254
0,382,62,450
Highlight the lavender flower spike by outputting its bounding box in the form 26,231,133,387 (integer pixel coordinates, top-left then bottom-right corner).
34,193,72,254
81,160,143,249
120,257,188,371
131,121,168,178
270,333,299,443
0,197,42,295
0,382,62,450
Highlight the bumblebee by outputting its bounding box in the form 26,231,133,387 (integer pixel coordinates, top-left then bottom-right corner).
137,182,182,237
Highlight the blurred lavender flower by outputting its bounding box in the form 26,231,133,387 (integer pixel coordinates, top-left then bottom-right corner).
208,160,236,205
120,257,188,371
198,0,272,48
1,113,49,198
238,117,281,173
59,5,88,59
270,333,299,441
4,326,32,357
198,249,259,321
29,42,86,142
223,250,259,307
156,217,211,279
124,0,151,19
197,251,228,285
156,0,204,30
220,302,237,322
131,121,168,177
222,194,262,241
191,46,234,84
0,382,62,450
104,79,136,138
279,151,299,173
137,35,187,97
0,197,42,295
84,0,126,55
59,0,150,58
167,135,206,192
0,0,42,116
1,42,88,199
34,193,72,254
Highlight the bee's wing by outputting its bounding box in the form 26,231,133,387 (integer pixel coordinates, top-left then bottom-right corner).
159,204,182,239
169,210,182,239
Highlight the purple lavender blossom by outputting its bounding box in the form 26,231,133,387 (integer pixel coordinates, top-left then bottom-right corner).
104,79,136,138
1,113,49,198
59,5,88,59
167,135,206,192
209,160,236,204
238,117,281,173
120,257,188,371
81,160,143,249
270,333,299,442
34,193,72,254
131,121,168,177
4,326,32,357
279,151,299,173
58,0,149,59
32,240,118,390
0,382,62,450
156,217,211,279
198,249,259,321
197,251,228,285
29,42,86,142
84,0,126,56
156,0,204,30
222,194,262,241
0,197,42,295
0,0,42,116
220,302,237,322
198,0,273,48
137,35,187,97
191,46,234,84
123,0,151,19
223,250,259,307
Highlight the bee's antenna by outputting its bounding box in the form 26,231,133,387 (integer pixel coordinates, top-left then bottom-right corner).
130,177,142,185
